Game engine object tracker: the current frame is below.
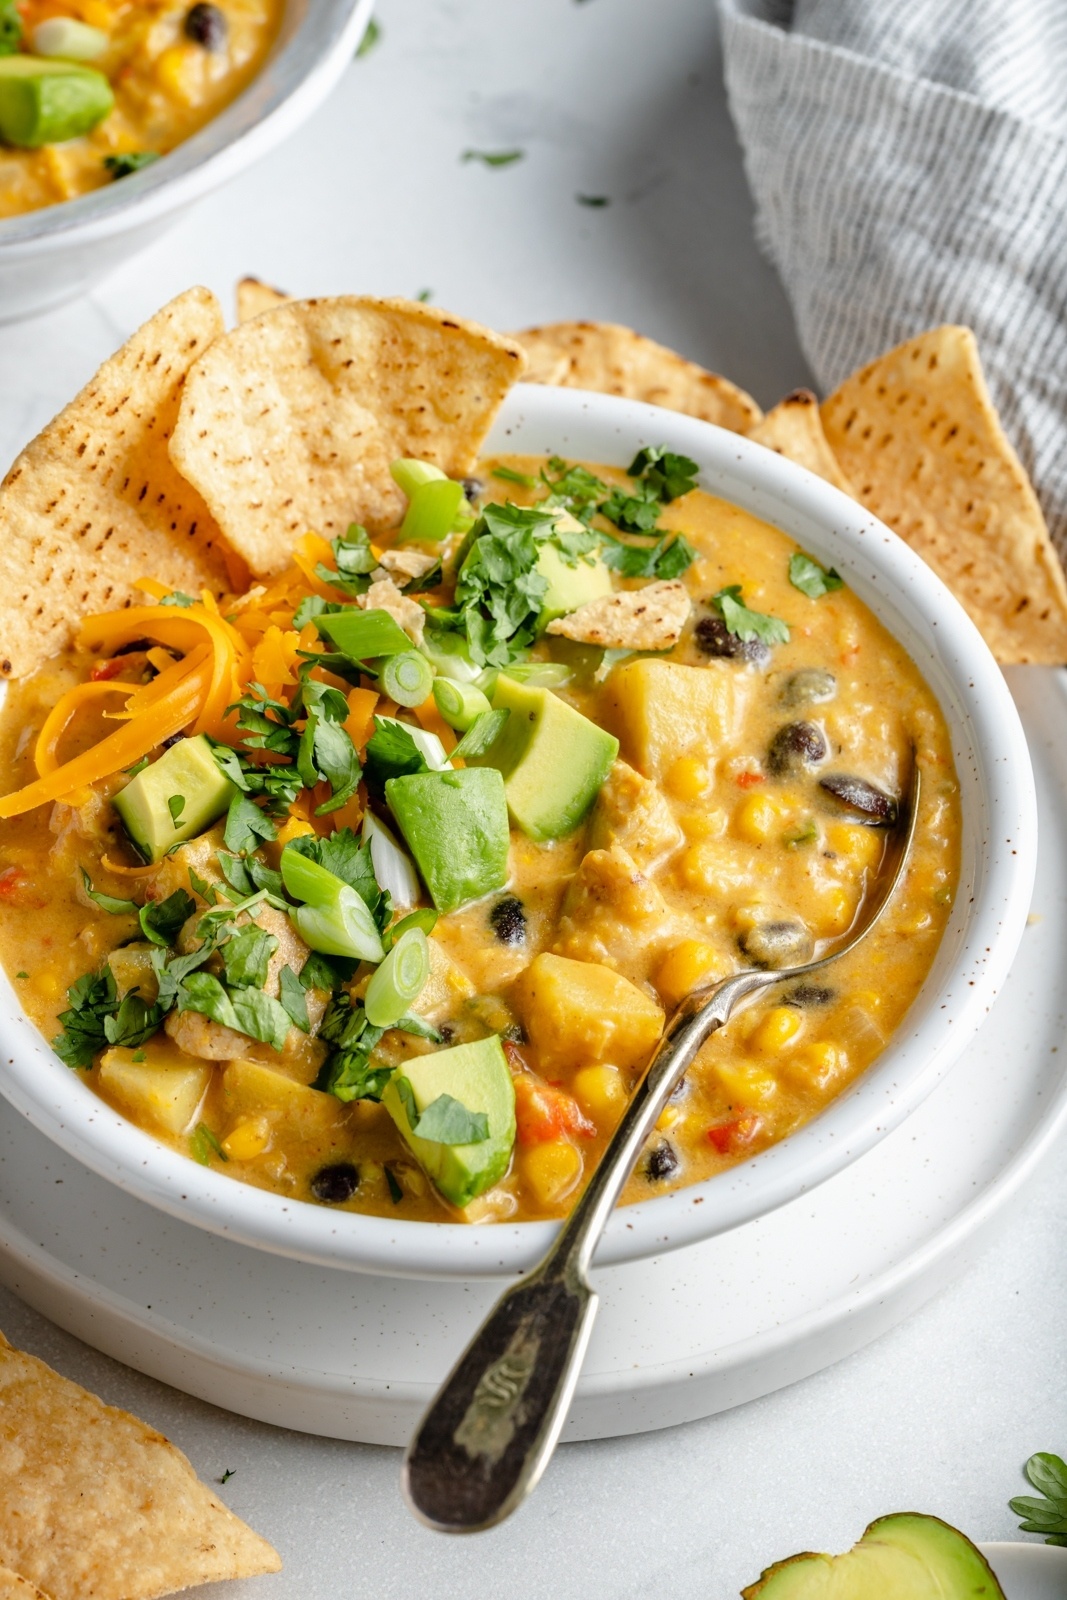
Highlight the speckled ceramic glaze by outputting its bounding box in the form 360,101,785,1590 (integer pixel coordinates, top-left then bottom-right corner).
0,0,372,321
0,385,1038,1278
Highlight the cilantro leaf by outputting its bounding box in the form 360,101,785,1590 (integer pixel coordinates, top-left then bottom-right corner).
188,867,218,905
453,502,558,667
599,483,661,534
1010,1453,1067,1545
285,827,390,933
104,151,160,181
363,718,430,789
317,992,388,1101
220,924,277,990
51,967,119,1069
789,551,843,599
539,458,609,523
190,1122,228,1165
601,531,695,580
139,888,195,947
0,0,23,55
102,990,166,1049
217,851,254,898
278,965,310,1031
157,589,196,607
711,585,790,646
627,447,699,502
393,1078,489,1144
167,794,186,824
314,526,376,597
224,793,278,854
177,971,291,1052
81,868,137,917
462,148,524,167
299,950,358,990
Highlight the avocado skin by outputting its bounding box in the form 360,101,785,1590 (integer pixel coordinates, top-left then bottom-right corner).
473,673,618,841
740,1512,1006,1598
0,57,114,148
385,767,509,913
381,1036,516,1208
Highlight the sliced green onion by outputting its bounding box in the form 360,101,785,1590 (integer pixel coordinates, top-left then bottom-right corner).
384,907,439,948
280,847,384,962
421,627,481,684
363,810,421,908
381,649,434,708
390,458,447,500
364,927,430,1027
503,661,573,688
401,479,473,544
491,465,537,488
316,608,412,659
451,708,510,760
33,17,108,59
433,677,492,732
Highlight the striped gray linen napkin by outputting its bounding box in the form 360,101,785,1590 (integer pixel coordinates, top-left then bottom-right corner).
719,0,1067,557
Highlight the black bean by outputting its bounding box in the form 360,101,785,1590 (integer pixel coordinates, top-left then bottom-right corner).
311,1163,359,1203
490,895,526,945
767,720,827,776
780,667,837,708
437,1023,455,1044
693,614,769,665
739,919,814,969
819,772,898,825
114,639,150,656
785,983,836,1008
646,1142,678,1181
461,477,484,503
184,2,227,49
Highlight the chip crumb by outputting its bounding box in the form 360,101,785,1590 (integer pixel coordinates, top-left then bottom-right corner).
547,580,691,650
374,548,439,584
357,577,426,645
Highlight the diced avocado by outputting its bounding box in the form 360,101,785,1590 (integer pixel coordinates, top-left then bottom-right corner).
535,541,613,631
741,1512,1006,1599
381,1036,516,1208
471,674,618,841
113,734,237,863
0,55,113,147
385,767,509,912
97,1041,211,1137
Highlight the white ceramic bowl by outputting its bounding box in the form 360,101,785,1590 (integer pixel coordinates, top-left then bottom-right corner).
0,0,372,322
0,384,1037,1277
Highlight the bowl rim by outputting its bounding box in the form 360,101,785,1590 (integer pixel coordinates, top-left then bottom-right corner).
0,0,373,253
0,382,1038,1279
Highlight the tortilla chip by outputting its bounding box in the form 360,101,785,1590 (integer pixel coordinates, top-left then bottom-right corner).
0,288,236,680
513,321,762,434
0,1329,280,1600
750,389,855,495
0,1567,50,1600
236,276,290,323
822,326,1067,665
547,579,691,651
170,296,528,574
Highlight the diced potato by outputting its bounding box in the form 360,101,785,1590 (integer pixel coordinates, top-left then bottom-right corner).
107,943,159,1002
511,952,664,1073
600,660,743,782
98,1043,211,1136
221,1057,342,1141
415,938,476,1023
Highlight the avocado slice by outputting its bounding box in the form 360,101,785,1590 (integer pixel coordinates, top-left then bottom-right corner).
535,540,613,632
381,1036,516,1208
741,1513,1006,1598
470,673,618,841
385,766,509,912
0,56,113,147
114,735,237,863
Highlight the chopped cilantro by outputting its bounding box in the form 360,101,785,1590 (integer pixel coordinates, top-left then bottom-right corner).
317,993,388,1101
354,16,379,56
462,148,525,167
126,757,151,778
415,288,433,303
313,526,376,597
139,888,195,947
223,793,278,855
278,965,310,1032
188,867,218,905
52,968,120,1069
190,1123,228,1165
627,446,699,503
385,1167,403,1204
299,950,358,989
789,551,843,599
576,194,610,207
601,530,695,580
220,924,277,990
284,827,390,933
451,502,558,666
102,991,165,1050
710,585,790,646
784,819,818,849
15,972,27,981
177,971,291,1052
131,1049,146,1063
363,717,430,789
81,868,137,917
393,1078,489,1145
104,152,160,180
0,0,23,54
167,794,185,824
491,465,537,488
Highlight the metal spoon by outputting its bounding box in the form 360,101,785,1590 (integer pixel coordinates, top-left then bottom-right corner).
404,763,920,1533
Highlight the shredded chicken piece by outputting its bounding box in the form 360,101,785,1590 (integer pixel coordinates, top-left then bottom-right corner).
547,580,690,651
374,547,439,584
589,761,684,869
356,577,426,645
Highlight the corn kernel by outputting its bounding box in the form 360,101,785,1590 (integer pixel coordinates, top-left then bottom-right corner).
735,793,781,843
573,1064,627,1121
680,843,722,893
222,1116,272,1161
155,45,199,104
277,816,316,846
714,1059,779,1105
748,1006,803,1054
818,885,854,935
666,756,708,802
787,1040,845,1089
361,1161,384,1185
656,1103,681,1132
826,821,882,869
523,1139,582,1205
31,971,64,1002
655,940,720,1009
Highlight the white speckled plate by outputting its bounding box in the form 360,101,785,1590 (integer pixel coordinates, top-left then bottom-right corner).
981,1542,1067,1599
0,670,1061,1444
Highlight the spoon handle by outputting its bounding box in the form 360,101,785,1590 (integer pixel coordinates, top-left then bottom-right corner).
403,967,769,1532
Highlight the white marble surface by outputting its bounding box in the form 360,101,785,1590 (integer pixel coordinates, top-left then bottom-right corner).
1,0,1065,1594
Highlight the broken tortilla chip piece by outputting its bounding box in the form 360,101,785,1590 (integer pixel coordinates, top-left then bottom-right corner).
0,1329,281,1600
822,326,1067,665
0,1568,50,1600
236,275,290,323
547,579,691,651
0,288,237,681
750,389,855,495
513,321,762,435
170,296,528,575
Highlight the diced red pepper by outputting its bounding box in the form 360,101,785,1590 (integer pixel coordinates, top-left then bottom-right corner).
706,1112,762,1154
0,866,45,909
90,657,126,682
514,1074,595,1145
735,770,765,789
